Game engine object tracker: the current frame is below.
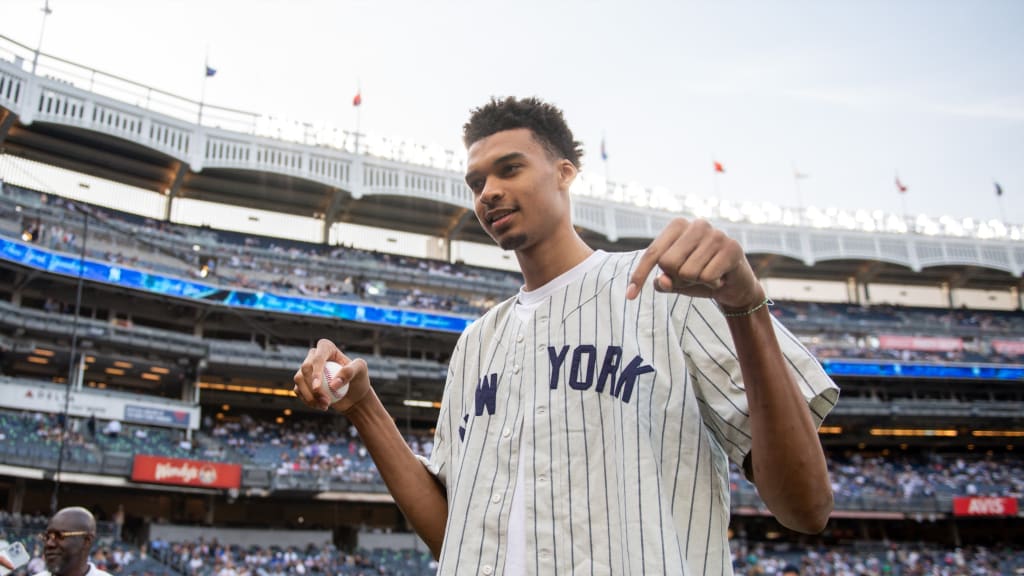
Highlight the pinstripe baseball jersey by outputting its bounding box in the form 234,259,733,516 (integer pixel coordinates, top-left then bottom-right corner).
424,250,839,575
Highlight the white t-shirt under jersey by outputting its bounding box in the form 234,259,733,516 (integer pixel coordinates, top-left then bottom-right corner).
506,250,609,576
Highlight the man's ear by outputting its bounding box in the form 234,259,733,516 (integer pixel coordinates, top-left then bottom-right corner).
557,159,578,192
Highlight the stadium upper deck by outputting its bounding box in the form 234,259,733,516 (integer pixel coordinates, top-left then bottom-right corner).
1,33,1023,295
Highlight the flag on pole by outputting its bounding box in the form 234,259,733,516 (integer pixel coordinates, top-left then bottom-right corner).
995,182,1003,197
352,91,362,107
205,65,217,77
895,176,908,193
600,137,608,161
714,161,725,173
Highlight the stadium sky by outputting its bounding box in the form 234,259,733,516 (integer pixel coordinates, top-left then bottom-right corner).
3,0,1024,225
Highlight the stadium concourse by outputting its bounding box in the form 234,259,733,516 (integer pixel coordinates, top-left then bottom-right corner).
2,37,1024,576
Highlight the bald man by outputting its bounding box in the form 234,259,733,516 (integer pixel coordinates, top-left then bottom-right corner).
34,507,111,576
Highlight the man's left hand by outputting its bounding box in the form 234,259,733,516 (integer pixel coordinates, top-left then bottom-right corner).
626,218,764,310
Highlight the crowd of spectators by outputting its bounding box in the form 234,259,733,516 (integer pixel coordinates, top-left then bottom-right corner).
7,183,1024,363
150,538,435,576
1,185,513,317
209,414,432,486
732,541,1024,576
3,406,1022,509
731,451,1024,506
9,525,1024,576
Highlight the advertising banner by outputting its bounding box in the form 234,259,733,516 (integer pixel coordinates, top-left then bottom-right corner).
992,340,1024,356
951,496,1018,517
878,335,963,352
131,455,241,489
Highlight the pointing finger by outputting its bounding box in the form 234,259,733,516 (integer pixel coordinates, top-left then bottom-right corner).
628,219,688,299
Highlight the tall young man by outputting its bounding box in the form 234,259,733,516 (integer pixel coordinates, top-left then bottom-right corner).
294,97,839,575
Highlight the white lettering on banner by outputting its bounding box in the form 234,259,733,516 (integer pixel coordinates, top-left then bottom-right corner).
154,462,219,485
967,498,1005,515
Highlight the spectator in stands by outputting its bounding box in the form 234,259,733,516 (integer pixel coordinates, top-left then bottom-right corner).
101,420,120,438
34,506,112,576
294,96,838,573
781,564,800,576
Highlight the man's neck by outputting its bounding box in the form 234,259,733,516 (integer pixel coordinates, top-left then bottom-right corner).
516,232,594,291
61,562,91,576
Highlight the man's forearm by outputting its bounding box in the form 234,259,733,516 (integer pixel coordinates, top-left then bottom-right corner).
726,306,833,533
341,389,448,557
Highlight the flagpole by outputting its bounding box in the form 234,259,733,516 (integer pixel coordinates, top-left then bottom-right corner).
713,156,722,219
792,161,805,225
995,182,1006,224
354,80,362,155
900,191,909,231
602,134,610,198
198,48,210,126
31,0,53,76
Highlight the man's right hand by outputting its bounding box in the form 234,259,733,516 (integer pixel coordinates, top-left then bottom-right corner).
293,339,372,412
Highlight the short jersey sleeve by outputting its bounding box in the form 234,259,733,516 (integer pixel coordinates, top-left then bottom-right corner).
680,296,840,468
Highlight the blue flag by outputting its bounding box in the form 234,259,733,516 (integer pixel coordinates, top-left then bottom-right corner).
205,66,217,77
600,137,608,161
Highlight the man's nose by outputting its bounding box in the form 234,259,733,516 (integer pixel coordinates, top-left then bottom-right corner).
479,179,503,204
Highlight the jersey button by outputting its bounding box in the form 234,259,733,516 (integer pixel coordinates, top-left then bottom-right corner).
513,364,521,374
481,565,493,575
537,475,547,483
491,493,502,504
502,427,512,438
536,406,546,415
516,333,524,343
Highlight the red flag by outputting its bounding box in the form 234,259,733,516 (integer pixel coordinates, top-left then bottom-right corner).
895,176,907,193
352,91,362,107
714,161,725,174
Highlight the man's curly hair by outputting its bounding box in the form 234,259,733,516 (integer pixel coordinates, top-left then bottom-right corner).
463,96,584,169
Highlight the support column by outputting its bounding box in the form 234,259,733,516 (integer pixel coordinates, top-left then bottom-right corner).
204,494,215,525
846,277,859,304
163,163,188,222
0,109,17,146
322,188,346,245
10,477,26,514
372,329,382,356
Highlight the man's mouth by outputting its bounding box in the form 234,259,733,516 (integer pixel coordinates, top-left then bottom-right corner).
487,209,516,228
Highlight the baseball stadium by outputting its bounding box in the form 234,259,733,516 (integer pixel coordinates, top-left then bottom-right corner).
1,19,1023,576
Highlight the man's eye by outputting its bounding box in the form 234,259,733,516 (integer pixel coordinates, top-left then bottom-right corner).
502,164,521,176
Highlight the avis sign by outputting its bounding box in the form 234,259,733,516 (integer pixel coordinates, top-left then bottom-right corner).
131,455,241,489
952,496,1019,517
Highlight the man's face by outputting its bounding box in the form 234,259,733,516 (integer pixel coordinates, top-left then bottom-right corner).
43,516,91,576
465,128,575,253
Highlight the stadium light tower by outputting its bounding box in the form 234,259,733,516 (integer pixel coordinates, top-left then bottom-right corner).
30,0,53,75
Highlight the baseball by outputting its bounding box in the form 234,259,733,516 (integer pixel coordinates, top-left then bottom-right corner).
322,360,350,404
